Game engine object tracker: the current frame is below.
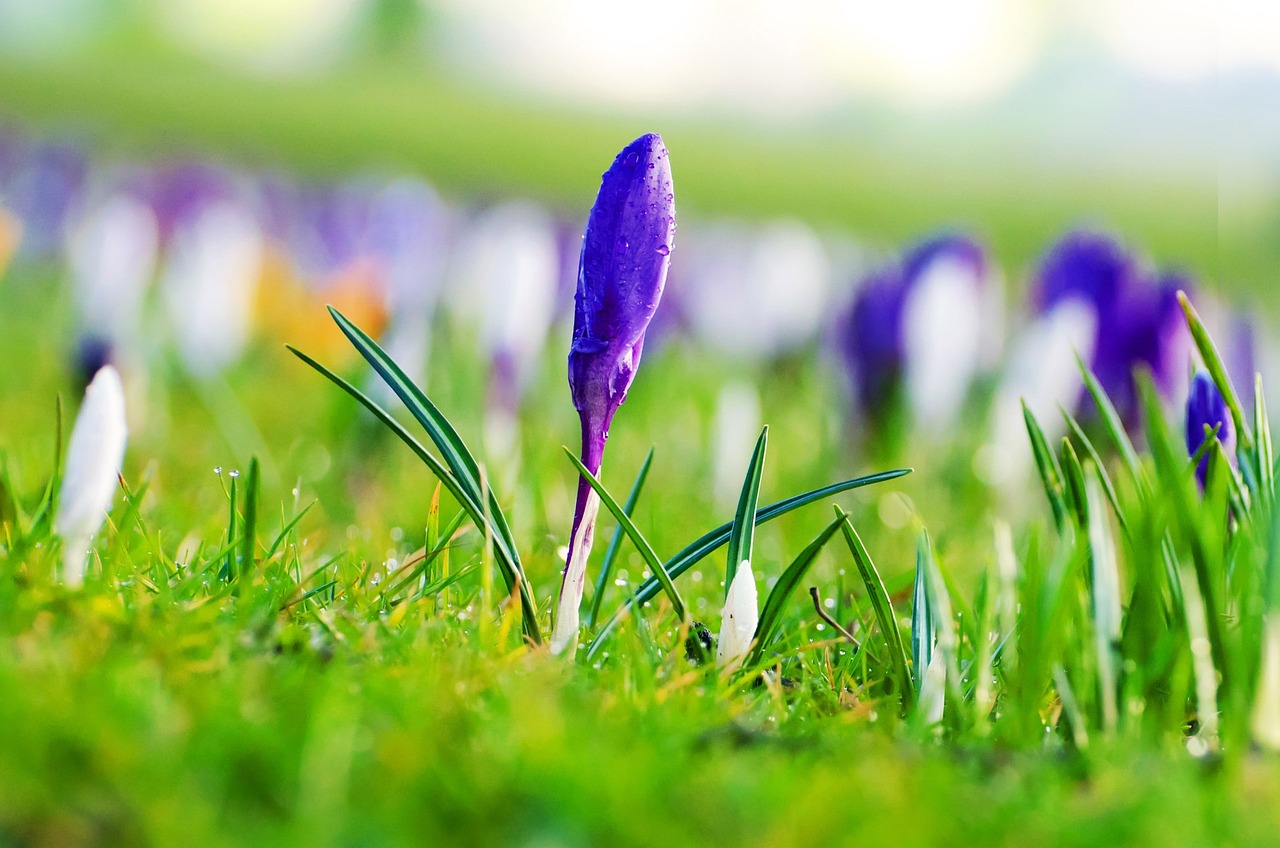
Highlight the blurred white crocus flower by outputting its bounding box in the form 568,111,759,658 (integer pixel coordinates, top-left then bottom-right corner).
711,381,763,512
162,201,264,376
68,192,160,356
55,365,128,587
902,248,989,431
717,559,758,669
983,299,1097,486
683,219,831,359
455,201,560,461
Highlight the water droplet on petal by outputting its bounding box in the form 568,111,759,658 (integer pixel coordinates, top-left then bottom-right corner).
656,244,669,256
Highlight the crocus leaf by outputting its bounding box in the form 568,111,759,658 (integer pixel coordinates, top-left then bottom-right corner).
564,449,686,624
1022,401,1068,532
838,507,915,709
585,468,912,658
1178,291,1252,451
1076,353,1143,488
586,448,654,630
725,426,768,597
744,513,843,667
288,343,542,642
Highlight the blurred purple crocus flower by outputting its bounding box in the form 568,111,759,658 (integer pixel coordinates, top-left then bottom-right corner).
1032,231,1191,426
551,133,675,655
840,233,989,434
1185,371,1235,489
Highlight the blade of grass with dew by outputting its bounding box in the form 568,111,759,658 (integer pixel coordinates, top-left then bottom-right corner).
725,426,768,596
585,468,912,658
838,507,914,708
586,448,653,630
744,512,843,667
1024,402,1068,532
380,510,469,600
288,344,541,642
564,449,686,624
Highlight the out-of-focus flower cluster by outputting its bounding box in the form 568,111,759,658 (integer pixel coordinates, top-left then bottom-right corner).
0,124,1270,489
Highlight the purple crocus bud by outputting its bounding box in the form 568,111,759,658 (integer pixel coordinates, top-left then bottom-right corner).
1185,370,1235,488
551,133,675,655
1033,230,1132,318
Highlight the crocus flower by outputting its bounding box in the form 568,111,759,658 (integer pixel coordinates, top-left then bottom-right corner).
161,200,264,375
550,133,675,655
716,559,758,669
680,219,831,359
67,191,160,378
1185,370,1235,488
55,365,128,587
1031,230,1191,427
840,233,989,434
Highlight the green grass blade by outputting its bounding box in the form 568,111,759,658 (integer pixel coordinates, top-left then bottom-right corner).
725,426,768,597
1023,402,1068,531
1086,465,1122,734
265,502,315,562
1077,353,1143,486
1059,438,1088,526
744,513,843,667
564,449,686,624
326,307,525,597
1061,409,1126,534
838,508,915,709
288,343,542,642
586,448,654,630
1178,291,1252,451
585,468,912,658
380,510,469,600
910,535,933,691
239,457,260,579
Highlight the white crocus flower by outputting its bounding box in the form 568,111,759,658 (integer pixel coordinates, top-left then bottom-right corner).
162,201,263,376
982,299,1097,487
717,559,759,668
55,365,128,587
68,193,159,347
902,251,986,432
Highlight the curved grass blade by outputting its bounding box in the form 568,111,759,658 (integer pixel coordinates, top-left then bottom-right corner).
1077,353,1143,486
744,512,842,667
726,426,768,597
380,509,469,600
1023,401,1068,531
1062,408,1126,533
326,307,525,594
586,448,654,630
288,344,542,642
1178,291,1252,451
564,449,685,623
585,468,912,658
1059,437,1088,525
838,507,914,708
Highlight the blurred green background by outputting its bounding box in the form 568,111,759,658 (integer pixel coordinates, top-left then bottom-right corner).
1,0,1276,293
